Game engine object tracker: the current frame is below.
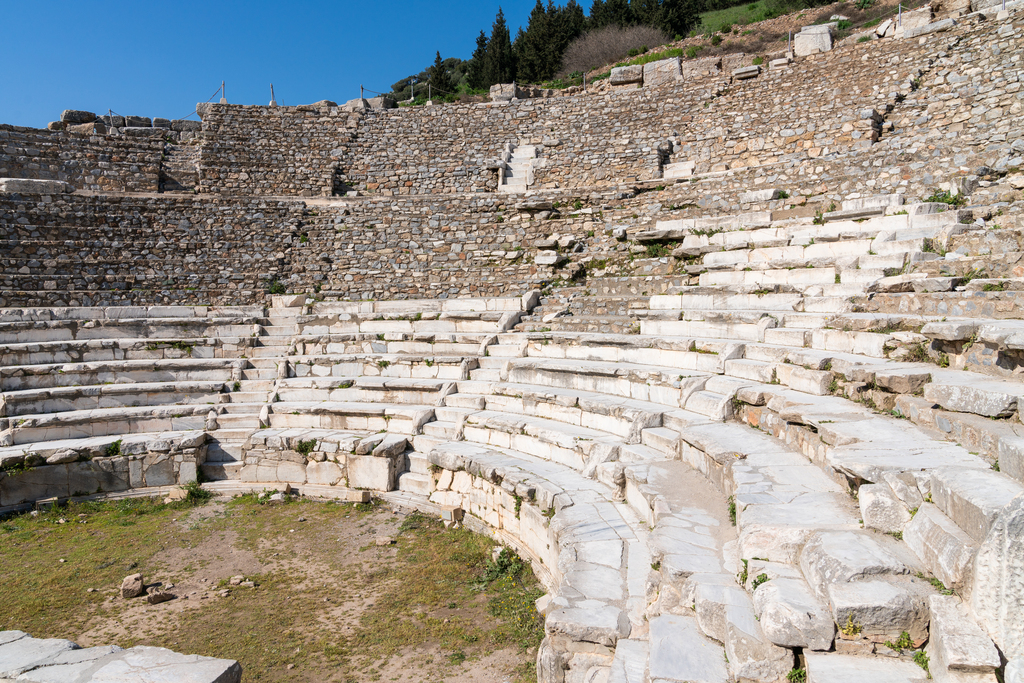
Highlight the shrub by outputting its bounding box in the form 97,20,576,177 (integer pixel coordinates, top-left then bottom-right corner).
711,34,723,45
924,189,967,207
855,0,875,8
685,45,704,58
858,35,873,42
752,56,764,65
560,25,669,76
836,19,851,30
295,439,317,456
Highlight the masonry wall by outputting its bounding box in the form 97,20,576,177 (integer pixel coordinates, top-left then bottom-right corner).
0,125,162,193
0,194,304,307
198,104,362,197
290,194,593,300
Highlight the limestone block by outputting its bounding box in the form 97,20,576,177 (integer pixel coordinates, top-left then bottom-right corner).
805,652,931,682
546,604,631,647
642,58,682,88
0,178,73,195
306,461,343,486
740,189,781,203
904,18,955,38
664,161,695,179
732,65,761,80
1008,659,1024,683
930,467,1023,543
348,454,396,491
799,531,908,599
753,577,835,650
927,595,1000,676
647,614,728,682
371,434,408,458
923,383,1020,418
794,28,833,56
860,483,911,533
827,579,929,640
0,635,79,678
610,65,644,85
971,492,1024,659
60,109,96,123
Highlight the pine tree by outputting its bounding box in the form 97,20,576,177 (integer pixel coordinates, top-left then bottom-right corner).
659,0,700,38
428,51,456,98
483,7,515,86
631,0,663,27
603,0,633,26
466,31,489,90
588,0,608,28
514,0,553,83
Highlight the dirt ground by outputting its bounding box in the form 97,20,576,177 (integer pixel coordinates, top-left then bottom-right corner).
0,495,543,683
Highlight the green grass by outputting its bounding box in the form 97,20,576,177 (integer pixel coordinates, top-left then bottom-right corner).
0,497,544,683
697,1,771,33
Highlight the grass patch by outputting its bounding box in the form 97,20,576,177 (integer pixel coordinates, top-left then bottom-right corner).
0,498,543,682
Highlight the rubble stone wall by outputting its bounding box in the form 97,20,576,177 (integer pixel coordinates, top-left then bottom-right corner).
0,124,162,193
198,104,363,197
0,194,304,307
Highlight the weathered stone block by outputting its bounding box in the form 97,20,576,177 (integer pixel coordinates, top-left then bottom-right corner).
642,58,682,88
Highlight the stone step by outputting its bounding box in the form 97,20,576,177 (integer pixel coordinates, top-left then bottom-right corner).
470,368,501,381
397,471,432,495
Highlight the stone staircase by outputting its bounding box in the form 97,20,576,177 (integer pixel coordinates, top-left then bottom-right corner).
499,144,538,193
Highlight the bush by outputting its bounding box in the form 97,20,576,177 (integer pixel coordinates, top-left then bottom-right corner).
560,25,669,76
685,45,704,58
752,56,764,65
855,0,875,8
857,35,873,42
711,33,723,45
836,19,852,30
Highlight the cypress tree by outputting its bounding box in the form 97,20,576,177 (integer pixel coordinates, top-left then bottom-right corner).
659,0,700,37
483,7,515,86
631,0,663,27
466,31,489,90
514,0,552,83
428,51,456,98
603,0,633,26
588,0,608,28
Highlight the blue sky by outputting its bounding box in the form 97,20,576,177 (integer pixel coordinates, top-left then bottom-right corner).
0,0,542,128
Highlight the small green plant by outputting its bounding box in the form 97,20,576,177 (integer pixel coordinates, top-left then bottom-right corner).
913,650,930,675
839,614,862,636
777,190,790,199
813,210,826,226
855,0,875,7
295,439,317,456
836,19,851,30
787,669,807,683
884,631,914,652
751,573,770,590
728,496,737,526
924,189,966,207
105,439,122,458
711,33,722,46
739,559,749,585
267,279,287,295
752,56,763,65
377,360,390,369
685,45,703,58
181,480,213,506
858,35,873,43
232,380,241,392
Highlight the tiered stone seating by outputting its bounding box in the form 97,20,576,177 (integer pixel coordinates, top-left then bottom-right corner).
3,7,1024,681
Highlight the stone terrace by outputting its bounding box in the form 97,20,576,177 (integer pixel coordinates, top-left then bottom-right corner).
1,5,1024,683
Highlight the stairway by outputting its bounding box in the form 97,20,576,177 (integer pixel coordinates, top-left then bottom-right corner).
160,142,200,193
498,144,537,193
